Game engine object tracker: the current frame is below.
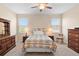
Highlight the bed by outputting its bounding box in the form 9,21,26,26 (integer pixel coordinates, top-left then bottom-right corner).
23,28,57,54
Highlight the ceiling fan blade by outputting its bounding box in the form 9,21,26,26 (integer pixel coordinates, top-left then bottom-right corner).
46,6,52,9
31,6,38,8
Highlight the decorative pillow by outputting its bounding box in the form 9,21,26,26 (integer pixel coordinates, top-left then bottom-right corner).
33,31,44,35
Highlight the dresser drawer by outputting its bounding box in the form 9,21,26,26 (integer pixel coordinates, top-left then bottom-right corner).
69,34,79,38
68,41,79,47
68,44,79,50
1,39,6,43
11,36,15,39
6,38,10,41
73,47,79,53
69,30,79,33
11,39,15,43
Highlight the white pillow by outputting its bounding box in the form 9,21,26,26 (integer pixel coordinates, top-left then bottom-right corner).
33,31,44,35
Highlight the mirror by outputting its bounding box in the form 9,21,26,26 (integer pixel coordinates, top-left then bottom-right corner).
0,22,5,37
0,18,10,38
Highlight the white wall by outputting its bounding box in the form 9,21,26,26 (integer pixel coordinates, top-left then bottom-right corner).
62,5,79,43
0,4,17,35
18,14,61,27
17,14,62,35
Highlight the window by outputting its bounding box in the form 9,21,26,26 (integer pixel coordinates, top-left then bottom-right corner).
19,18,28,26
51,18,60,25
51,18,61,33
18,18,29,33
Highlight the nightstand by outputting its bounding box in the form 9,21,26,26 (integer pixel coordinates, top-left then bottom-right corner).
56,34,63,44
49,36,54,41
23,36,28,43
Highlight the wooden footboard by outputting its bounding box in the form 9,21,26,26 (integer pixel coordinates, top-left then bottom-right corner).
23,42,57,53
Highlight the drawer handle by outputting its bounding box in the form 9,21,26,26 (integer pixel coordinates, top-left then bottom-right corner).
75,43,78,46
75,35,79,37
75,39,78,41
76,47,79,49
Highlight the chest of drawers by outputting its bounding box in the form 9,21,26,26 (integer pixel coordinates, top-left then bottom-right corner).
68,29,79,53
0,36,16,55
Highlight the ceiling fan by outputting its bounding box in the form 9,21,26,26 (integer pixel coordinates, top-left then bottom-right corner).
31,3,52,12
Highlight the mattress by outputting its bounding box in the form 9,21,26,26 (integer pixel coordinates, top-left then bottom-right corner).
24,34,56,49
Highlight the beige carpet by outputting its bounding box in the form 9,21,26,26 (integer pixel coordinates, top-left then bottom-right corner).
5,38,79,56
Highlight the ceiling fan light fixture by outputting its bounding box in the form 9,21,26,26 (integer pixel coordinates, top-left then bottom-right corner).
39,3,47,10
39,5,45,10
31,3,52,12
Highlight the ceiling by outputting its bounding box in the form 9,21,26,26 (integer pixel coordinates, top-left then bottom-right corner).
2,3,77,14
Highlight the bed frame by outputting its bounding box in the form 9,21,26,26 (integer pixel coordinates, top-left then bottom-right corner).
23,28,57,55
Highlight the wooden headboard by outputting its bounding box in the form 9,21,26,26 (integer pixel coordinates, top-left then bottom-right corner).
32,28,46,32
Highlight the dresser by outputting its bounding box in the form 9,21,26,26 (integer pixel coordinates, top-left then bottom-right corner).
68,29,79,53
0,35,16,55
